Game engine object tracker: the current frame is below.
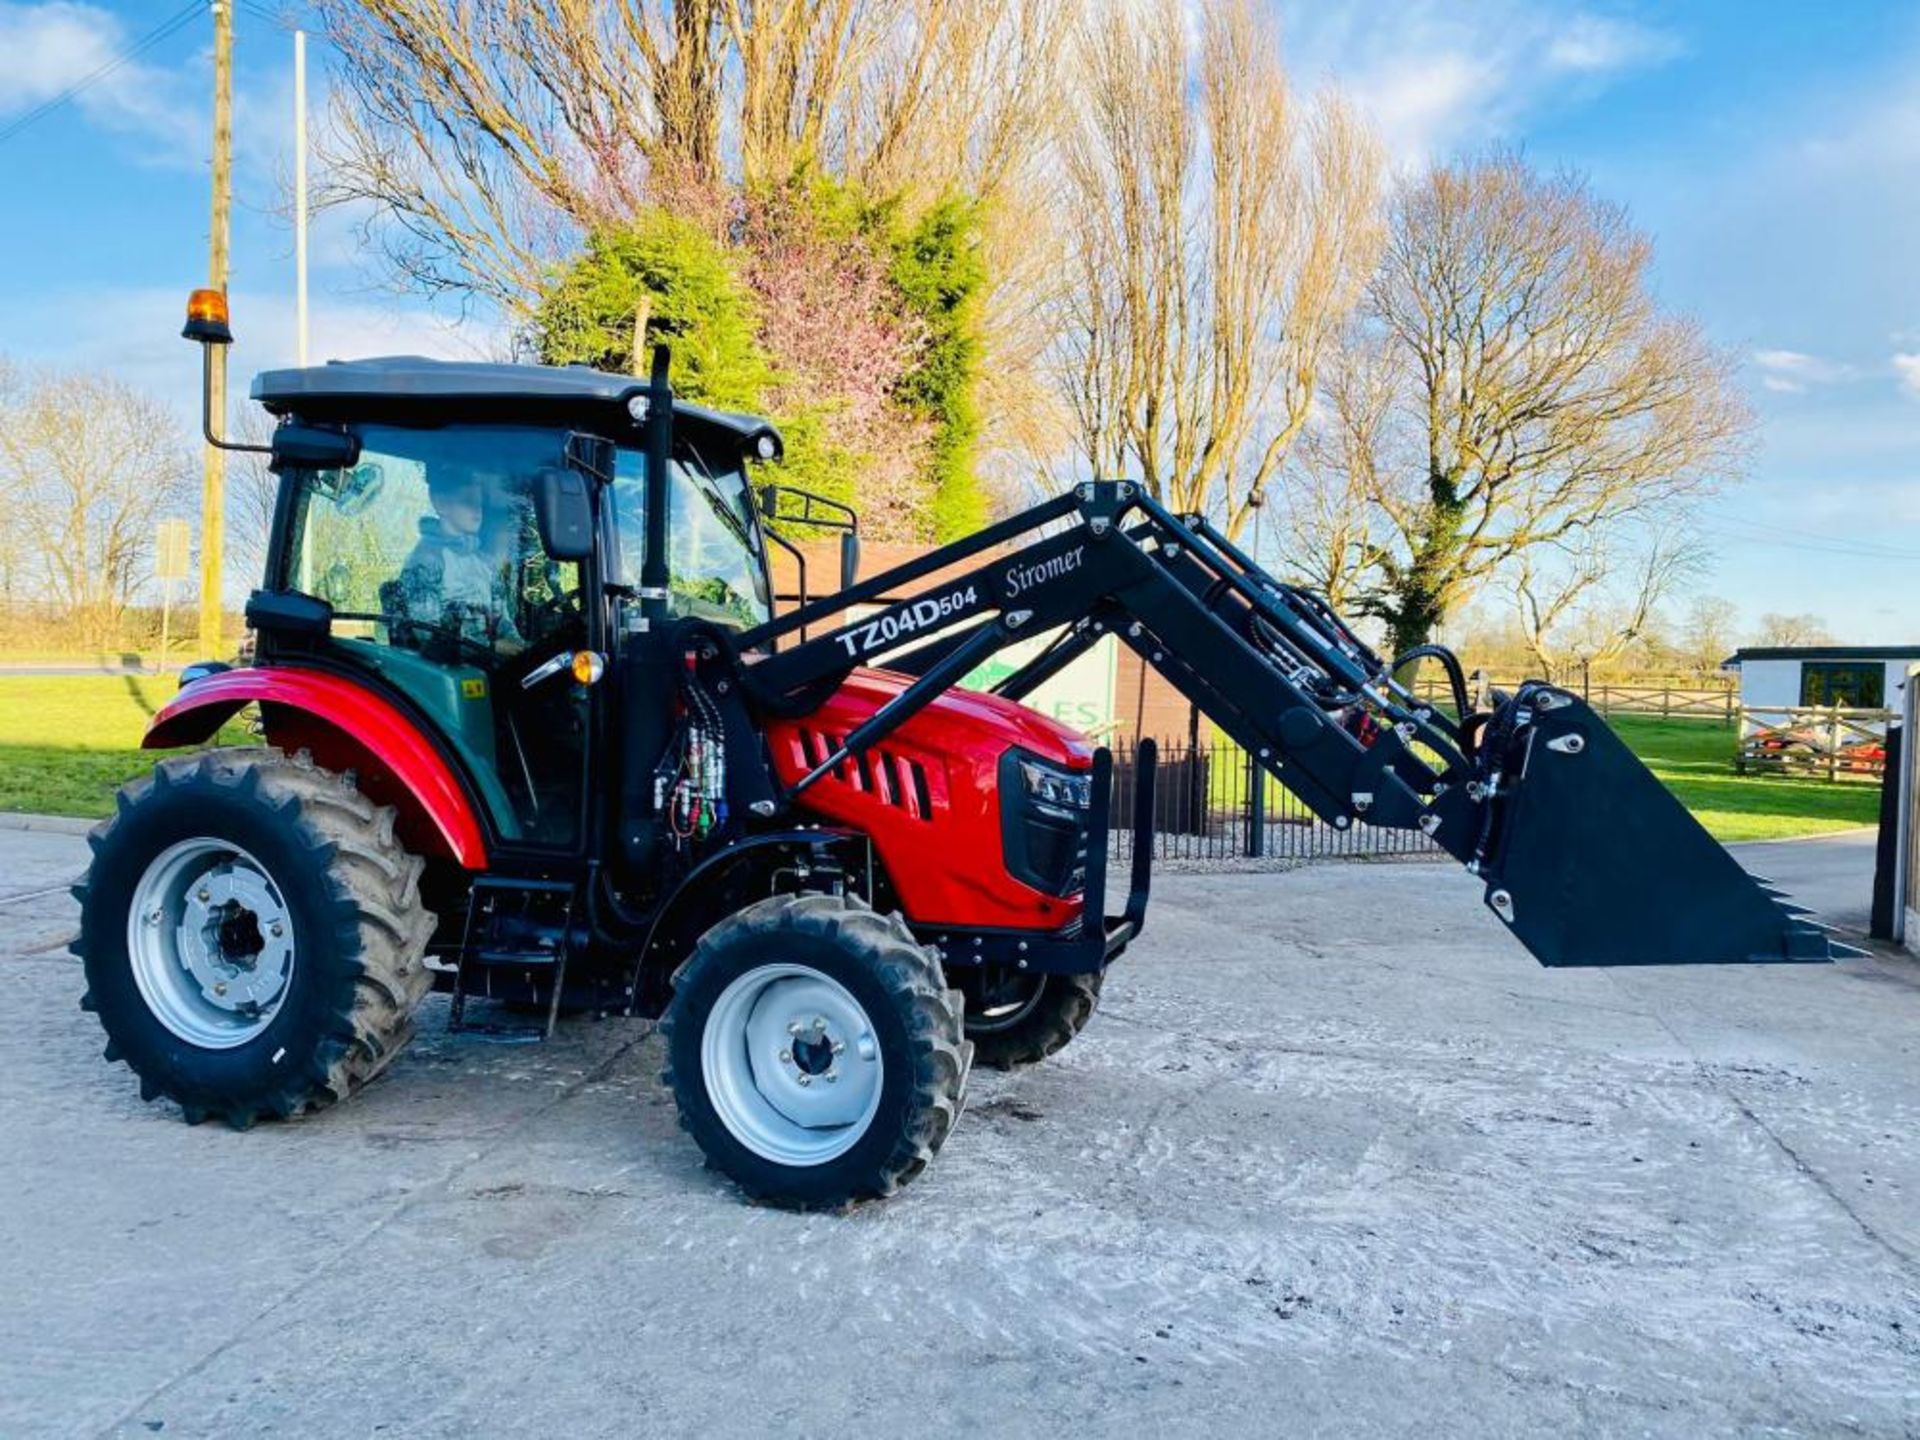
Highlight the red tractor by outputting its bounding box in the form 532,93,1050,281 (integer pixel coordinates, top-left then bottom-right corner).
72,296,1840,1208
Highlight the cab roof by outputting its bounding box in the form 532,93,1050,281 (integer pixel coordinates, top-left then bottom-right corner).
250,355,783,460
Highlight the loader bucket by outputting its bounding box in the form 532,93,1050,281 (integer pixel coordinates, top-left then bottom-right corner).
1478,698,1838,967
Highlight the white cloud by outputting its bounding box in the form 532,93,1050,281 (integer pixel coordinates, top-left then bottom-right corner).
0,1,113,111
1277,1,1685,165
1893,352,1920,399
1751,348,1858,393
1545,14,1684,74
0,2,202,153
7,284,503,431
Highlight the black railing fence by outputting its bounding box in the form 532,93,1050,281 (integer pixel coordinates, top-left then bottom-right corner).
1104,741,1440,867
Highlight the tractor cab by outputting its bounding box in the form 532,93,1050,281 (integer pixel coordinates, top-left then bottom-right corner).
245,356,787,854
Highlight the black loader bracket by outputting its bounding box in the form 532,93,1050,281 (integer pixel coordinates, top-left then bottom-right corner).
718,482,1841,970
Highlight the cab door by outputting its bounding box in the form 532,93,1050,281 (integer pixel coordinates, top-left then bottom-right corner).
278,422,596,849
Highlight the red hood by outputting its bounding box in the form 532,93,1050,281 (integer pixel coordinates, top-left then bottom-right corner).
758,666,1097,929
834,667,1095,767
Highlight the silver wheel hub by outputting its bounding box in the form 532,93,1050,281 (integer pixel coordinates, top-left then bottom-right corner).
701,964,884,1167
128,838,295,1049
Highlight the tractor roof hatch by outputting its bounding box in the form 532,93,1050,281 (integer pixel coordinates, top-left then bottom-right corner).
250,355,784,461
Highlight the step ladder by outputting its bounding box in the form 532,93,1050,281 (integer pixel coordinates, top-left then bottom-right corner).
447,876,577,1042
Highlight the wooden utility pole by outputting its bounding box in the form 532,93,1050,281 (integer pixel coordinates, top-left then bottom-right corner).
199,0,233,654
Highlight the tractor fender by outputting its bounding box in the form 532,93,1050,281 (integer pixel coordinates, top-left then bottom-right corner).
622,829,872,1016
144,667,489,869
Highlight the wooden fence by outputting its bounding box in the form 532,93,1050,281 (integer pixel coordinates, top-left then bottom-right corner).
1735,704,1895,782
1414,675,1737,721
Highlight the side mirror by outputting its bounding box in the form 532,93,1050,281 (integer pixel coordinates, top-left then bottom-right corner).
534,467,594,561
245,588,331,638
840,530,861,590
270,424,359,473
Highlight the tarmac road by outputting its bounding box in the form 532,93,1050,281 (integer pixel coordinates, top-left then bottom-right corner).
2,821,1915,1438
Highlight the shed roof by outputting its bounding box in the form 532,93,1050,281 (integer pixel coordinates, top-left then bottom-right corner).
1723,645,1920,665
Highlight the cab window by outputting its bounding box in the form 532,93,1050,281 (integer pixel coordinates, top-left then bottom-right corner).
609,446,771,628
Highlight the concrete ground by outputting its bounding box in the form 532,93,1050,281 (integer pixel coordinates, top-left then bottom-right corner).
2,823,1916,1438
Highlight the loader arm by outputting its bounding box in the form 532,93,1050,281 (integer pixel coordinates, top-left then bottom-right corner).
729,482,1840,968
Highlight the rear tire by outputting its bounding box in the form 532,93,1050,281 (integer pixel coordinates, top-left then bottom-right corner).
75,747,434,1127
956,968,1103,1070
663,893,970,1208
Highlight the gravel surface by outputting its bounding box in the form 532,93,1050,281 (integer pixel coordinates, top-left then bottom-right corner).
3,826,1916,1438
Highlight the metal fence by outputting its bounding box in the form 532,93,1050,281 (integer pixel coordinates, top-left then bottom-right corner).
1104,741,1440,867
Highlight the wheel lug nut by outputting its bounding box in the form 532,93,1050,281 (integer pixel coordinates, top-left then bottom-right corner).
269,922,283,938
813,1016,827,1032
831,1040,845,1055
826,1070,838,1083
197,889,210,902
213,982,228,996
778,1049,792,1064
797,1074,812,1086
787,1021,802,1036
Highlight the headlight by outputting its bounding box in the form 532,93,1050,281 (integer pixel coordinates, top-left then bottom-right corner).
1001,750,1094,898
1017,756,1092,814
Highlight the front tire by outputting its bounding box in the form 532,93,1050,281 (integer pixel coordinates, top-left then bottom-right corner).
956,967,1103,1070
75,748,434,1127
663,893,970,1208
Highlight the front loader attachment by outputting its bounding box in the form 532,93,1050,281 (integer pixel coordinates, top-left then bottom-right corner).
1473,692,1838,967
733,481,1849,974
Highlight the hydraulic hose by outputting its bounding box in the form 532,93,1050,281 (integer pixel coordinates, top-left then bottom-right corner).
1391,643,1473,723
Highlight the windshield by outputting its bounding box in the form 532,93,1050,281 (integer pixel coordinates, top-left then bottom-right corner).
609,445,771,628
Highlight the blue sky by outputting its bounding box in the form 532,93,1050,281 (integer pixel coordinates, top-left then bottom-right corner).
2,0,1917,641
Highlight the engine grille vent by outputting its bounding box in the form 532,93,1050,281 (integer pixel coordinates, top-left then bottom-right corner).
796,728,935,821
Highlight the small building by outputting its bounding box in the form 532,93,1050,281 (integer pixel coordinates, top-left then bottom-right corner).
1723,645,1920,712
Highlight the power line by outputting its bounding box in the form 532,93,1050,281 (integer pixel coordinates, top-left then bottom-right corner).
0,2,202,147
1702,514,1920,563
239,2,296,29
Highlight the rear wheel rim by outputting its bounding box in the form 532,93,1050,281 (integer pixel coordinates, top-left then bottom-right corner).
700,963,885,1167
126,837,296,1050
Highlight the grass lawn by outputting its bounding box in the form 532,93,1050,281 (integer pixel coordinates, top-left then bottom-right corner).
1604,715,1880,843
0,677,1885,842
1198,712,1878,845
0,675,253,819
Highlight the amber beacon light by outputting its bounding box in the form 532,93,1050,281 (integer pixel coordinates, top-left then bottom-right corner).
182,288,233,345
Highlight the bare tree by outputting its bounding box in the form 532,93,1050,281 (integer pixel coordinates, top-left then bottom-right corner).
1510,526,1704,681
1752,612,1835,647
1274,334,1396,606
1050,0,1383,539
1677,593,1740,674
1329,152,1752,658
0,362,194,646
225,409,280,589
0,361,23,602
315,0,1064,318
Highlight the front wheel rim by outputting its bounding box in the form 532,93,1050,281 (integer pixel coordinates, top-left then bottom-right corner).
700,963,885,1167
126,837,296,1050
